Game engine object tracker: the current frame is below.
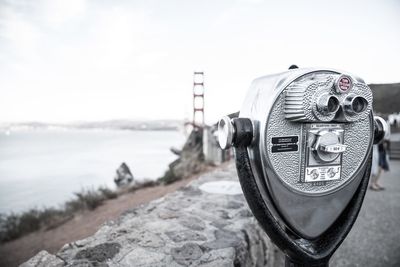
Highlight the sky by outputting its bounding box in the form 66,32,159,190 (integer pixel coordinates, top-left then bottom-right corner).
0,0,399,124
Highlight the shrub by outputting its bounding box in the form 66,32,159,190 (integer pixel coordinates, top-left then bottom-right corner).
98,187,118,199
0,186,118,243
128,180,158,193
17,209,41,235
0,213,20,242
74,189,105,210
157,169,180,185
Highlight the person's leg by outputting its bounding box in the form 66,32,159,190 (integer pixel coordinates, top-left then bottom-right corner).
369,168,382,190
375,167,385,189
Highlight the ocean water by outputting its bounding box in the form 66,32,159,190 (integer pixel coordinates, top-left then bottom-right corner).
0,129,185,214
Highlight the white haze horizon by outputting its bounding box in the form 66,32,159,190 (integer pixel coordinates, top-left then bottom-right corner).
1,0,399,124
0,117,186,125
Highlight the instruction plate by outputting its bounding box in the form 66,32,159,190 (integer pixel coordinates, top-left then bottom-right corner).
305,166,341,182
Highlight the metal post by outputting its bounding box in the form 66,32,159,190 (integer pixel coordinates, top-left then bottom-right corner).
284,256,329,267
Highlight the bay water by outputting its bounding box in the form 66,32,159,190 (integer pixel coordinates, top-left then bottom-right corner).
0,129,185,214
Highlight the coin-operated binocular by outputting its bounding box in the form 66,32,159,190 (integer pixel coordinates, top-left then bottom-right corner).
218,68,388,266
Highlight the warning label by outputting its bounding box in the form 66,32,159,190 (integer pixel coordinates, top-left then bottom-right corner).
305,166,341,182
271,136,298,144
271,135,299,153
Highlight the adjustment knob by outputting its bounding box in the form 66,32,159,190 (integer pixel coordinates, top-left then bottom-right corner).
218,116,235,149
374,116,388,144
218,117,253,149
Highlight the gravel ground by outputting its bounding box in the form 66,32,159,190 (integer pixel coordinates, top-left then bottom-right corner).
331,159,400,267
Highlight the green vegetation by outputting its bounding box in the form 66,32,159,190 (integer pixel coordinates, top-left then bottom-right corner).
0,186,118,243
129,180,158,192
157,168,180,185
0,181,162,243
98,187,118,200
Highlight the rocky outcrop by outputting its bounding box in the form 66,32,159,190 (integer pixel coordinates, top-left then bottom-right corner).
159,130,206,184
22,164,282,267
369,83,400,115
114,163,134,187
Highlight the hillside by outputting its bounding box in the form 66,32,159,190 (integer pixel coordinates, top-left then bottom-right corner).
369,83,400,115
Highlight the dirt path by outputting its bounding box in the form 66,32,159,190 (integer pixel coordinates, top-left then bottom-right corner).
0,175,201,267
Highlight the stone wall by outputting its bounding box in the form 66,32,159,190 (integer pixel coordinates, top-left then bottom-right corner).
22,164,282,267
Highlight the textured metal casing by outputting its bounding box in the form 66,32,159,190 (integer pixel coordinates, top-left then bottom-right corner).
238,68,373,239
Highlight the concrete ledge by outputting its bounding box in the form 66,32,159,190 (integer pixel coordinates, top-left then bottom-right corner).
22,164,281,267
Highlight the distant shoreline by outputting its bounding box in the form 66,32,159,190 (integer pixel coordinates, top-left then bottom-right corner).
1,126,181,132
0,119,184,132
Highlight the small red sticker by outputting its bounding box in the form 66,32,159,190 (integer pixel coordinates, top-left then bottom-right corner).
337,75,352,93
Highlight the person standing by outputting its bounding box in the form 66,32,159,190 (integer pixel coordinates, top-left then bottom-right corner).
370,140,390,190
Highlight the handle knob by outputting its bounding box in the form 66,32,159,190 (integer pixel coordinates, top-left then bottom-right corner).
218,116,235,149
218,117,253,149
373,116,388,144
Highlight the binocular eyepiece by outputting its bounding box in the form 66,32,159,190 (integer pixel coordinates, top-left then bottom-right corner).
343,94,369,115
316,94,340,115
218,68,387,266
284,74,372,123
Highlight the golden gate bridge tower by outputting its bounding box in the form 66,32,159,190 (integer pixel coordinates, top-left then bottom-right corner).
192,71,205,129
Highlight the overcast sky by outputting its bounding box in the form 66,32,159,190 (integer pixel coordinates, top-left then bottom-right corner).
0,0,399,124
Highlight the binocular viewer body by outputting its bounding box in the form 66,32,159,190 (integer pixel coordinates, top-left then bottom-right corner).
218,68,387,266
238,68,373,239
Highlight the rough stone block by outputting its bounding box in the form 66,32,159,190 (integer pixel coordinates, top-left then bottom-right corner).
20,250,64,267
